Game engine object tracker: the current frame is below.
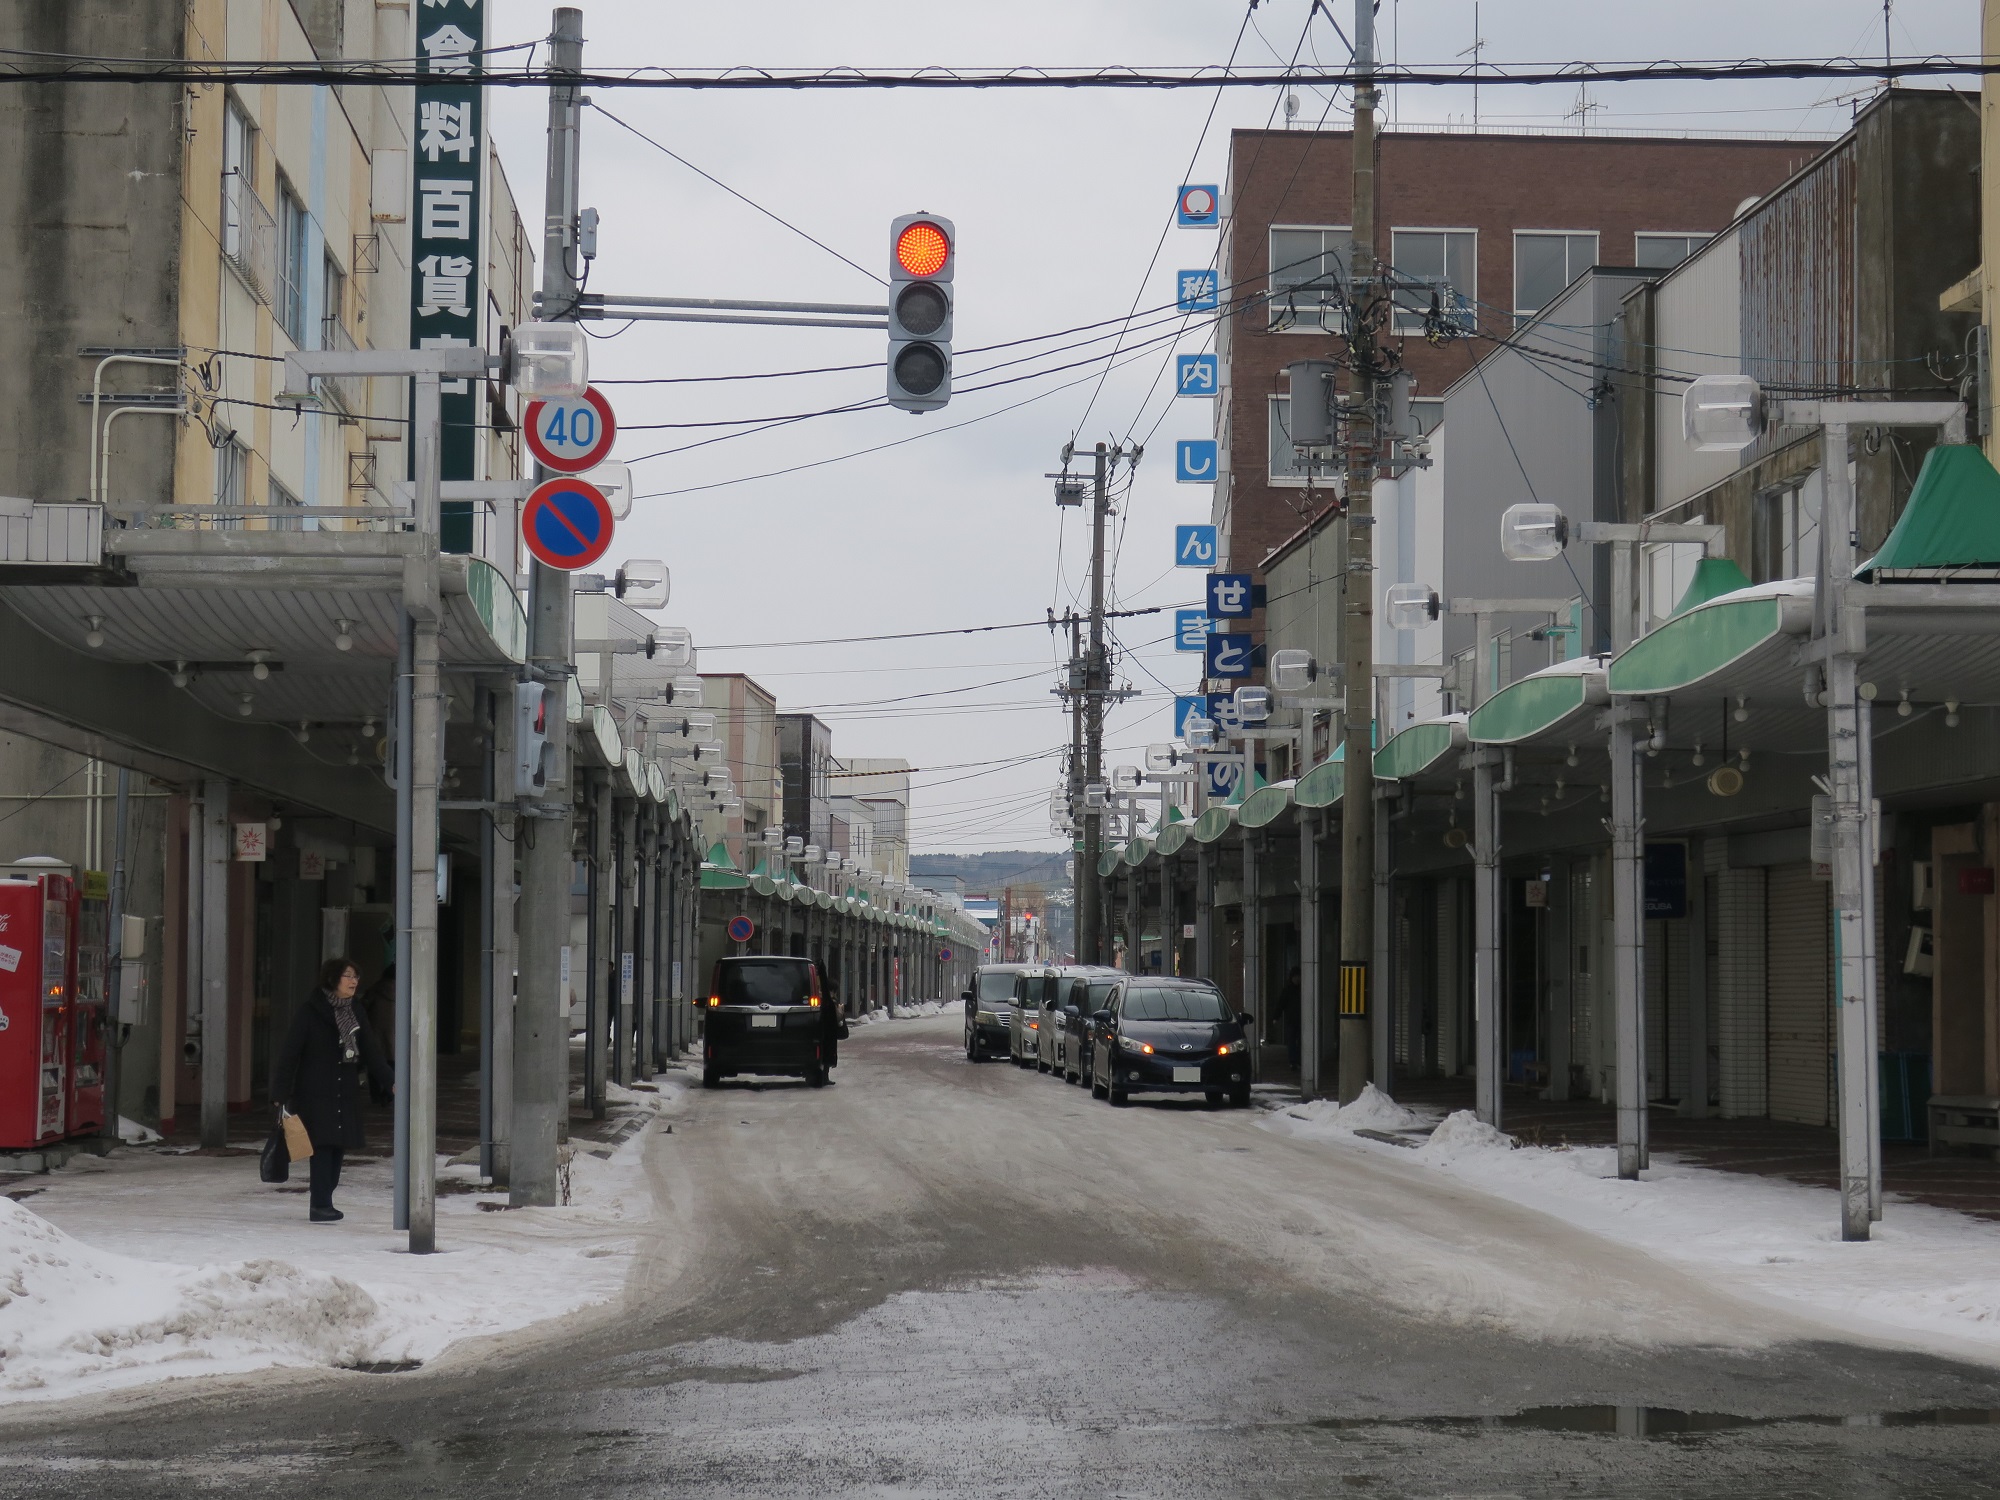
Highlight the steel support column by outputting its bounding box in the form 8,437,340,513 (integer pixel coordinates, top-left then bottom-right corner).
1472,750,1504,1129
1610,702,1648,1180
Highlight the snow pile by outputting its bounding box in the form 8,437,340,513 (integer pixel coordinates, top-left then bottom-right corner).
0,1195,384,1396
850,1000,954,1025
1267,1097,2000,1361
1415,1108,1514,1162
116,1117,161,1145
1,1098,672,1403
1260,1083,1438,1143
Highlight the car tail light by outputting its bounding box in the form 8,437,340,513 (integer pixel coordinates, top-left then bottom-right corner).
707,995,720,1008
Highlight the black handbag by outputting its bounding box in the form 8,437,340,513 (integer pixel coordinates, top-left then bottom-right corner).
259,1125,290,1184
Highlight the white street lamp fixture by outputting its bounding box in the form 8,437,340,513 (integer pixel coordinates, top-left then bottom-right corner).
1111,764,1142,792
580,462,633,521
508,321,589,397
1083,783,1109,810
762,826,785,848
705,768,731,790
1682,373,1764,452
668,673,703,704
786,835,805,857
1184,715,1217,749
1145,743,1184,772
1269,648,1321,692
1232,685,1271,723
1383,583,1444,631
1499,503,1570,563
615,557,669,608
652,625,695,670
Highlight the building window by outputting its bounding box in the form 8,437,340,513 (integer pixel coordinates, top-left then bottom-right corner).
269,475,305,532
321,252,347,346
1268,226,1350,332
1268,394,1333,484
276,177,310,345
220,97,276,304
1753,472,1823,583
1634,232,1711,270
1513,231,1599,323
1390,229,1476,335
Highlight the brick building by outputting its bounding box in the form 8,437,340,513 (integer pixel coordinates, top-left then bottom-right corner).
1211,127,1830,572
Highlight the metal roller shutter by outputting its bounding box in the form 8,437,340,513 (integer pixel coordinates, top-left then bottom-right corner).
1767,862,1831,1126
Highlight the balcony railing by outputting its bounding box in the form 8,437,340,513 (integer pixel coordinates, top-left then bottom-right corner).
222,173,278,305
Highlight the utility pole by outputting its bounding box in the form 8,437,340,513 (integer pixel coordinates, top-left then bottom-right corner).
512,5,583,1209
1337,0,1380,1105
1067,608,1084,960
1079,443,1110,966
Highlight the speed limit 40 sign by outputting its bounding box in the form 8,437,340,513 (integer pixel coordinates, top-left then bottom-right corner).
525,387,617,473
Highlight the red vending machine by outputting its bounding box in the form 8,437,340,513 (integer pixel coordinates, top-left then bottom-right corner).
0,872,76,1150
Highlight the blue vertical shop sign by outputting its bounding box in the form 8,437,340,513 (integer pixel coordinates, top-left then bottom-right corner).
412,1,484,551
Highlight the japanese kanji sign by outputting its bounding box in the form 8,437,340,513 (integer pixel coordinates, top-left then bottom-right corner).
1175,269,1219,313
412,0,484,550
1176,353,1218,396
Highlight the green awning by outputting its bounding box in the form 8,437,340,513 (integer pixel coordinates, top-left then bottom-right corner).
1192,804,1237,843
700,839,749,889
1099,847,1125,877
1156,822,1191,857
1294,756,1345,808
1124,837,1152,867
1467,660,1607,746
1374,716,1467,780
750,874,776,896
1673,556,1753,614
1859,444,2000,578
1237,779,1295,829
1607,581,1813,696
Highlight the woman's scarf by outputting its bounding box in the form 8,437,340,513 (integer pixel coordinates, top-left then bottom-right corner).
329,990,361,1060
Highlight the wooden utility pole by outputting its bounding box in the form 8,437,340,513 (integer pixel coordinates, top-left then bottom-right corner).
1337,0,1380,1104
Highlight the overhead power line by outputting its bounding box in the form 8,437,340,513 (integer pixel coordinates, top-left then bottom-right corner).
702,603,1187,652
3,55,1989,88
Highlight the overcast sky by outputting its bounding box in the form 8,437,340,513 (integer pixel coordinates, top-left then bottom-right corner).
485,0,1976,857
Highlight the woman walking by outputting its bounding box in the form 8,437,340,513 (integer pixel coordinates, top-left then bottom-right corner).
271,958,392,1223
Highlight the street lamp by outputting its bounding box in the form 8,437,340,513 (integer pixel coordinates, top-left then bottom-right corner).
1383,584,1444,631
1498,504,1570,563
1232,686,1271,724
509,320,590,397
1681,373,1765,452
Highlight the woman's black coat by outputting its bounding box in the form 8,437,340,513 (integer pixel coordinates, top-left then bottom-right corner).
270,992,393,1151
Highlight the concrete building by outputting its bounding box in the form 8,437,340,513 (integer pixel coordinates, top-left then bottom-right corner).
696,673,781,856
0,0,539,1134
776,713,834,848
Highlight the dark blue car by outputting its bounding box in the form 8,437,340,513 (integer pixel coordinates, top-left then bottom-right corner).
1088,977,1252,1108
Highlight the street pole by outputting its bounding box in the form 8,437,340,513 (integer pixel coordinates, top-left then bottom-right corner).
406,370,445,1254
1068,609,1083,959
99,766,130,1143
1337,0,1379,1104
1080,444,1110,965
511,5,583,1208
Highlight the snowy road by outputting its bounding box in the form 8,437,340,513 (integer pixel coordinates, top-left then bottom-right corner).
4,1011,2000,1497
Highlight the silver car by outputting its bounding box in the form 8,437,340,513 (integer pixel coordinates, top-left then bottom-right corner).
1041,969,1121,1081
1008,967,1064,1066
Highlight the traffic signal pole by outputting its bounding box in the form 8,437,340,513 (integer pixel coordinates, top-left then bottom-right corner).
1337,0,1379,1105
1068,610,1084,960
512,5,584,1209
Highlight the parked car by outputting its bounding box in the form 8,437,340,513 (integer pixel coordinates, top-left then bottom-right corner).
1042,968,1121,1082
1088,977,1252,1107
1009,967,1067,1066
963,963,1030,1062
702,956,831,1088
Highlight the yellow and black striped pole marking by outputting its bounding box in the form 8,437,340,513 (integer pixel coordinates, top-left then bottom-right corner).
1339,960,1368,1017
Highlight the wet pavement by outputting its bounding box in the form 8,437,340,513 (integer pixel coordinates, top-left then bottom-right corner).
5,1014,2000,1497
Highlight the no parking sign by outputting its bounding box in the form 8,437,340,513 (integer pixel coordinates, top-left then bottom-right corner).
728,915,755,944
522,476,615,571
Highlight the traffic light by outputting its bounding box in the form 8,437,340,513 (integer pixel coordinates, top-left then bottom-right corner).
888,213,954,412
514,681,552,797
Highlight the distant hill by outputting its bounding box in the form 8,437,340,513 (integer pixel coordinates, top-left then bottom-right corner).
910,849,1074,898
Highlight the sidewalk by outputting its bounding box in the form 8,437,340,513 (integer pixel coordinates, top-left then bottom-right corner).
0,1063,689,1405
1260,1082,2000,1366
1392,1075,2000,1222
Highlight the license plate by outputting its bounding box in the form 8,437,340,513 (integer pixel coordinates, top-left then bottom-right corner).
1173,1066,1202,1083
751,1015,778,1029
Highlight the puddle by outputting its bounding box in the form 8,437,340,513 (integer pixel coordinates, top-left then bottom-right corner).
1314,1405,2000,1438
343,1359,424,1375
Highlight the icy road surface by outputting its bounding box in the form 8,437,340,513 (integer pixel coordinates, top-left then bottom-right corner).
3,1012,2000,1497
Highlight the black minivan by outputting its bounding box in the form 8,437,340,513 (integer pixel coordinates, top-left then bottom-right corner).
703,956,831,1088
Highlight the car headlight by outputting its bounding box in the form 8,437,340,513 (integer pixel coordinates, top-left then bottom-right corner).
1117,1035,1152,1055
975,1010,997,1024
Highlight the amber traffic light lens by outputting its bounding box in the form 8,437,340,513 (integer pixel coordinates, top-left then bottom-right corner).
895,221,950,278
894,281,949,336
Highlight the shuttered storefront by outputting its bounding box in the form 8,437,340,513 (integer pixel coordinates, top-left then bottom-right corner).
1767,862,1831,1126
